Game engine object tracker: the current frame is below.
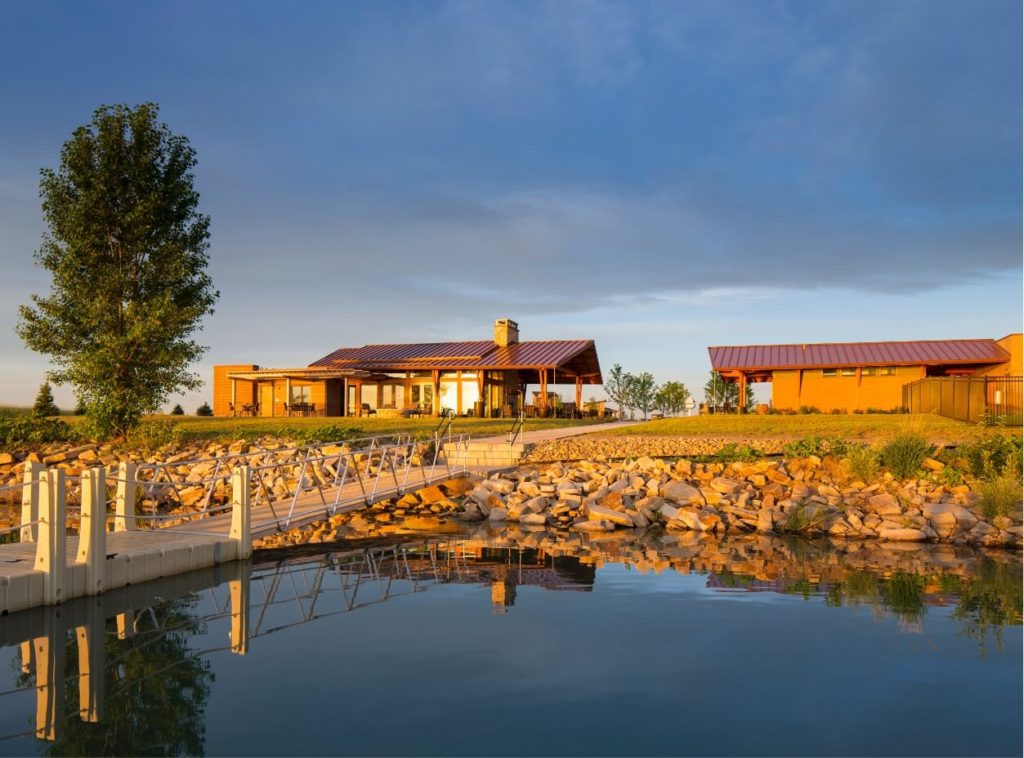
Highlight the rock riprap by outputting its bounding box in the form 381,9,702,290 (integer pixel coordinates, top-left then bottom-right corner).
255,454,1022,551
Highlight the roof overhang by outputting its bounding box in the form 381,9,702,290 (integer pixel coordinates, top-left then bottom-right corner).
226,367,388,381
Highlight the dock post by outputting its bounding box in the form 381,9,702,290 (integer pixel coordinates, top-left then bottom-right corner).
114,461,137,532
77,467,107,596
20,460,43,542
34,469,66,606
230,466,252,560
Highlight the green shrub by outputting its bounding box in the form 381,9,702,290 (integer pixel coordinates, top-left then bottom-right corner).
798,405,821,414
783,436,849,459
879,432,933,479
170,404,185,416
195,402,214,417
293,424,363,444
958,435,1023,480
846,444,879,482
709,442,761,462
0,415,79,447
976,469,1023,519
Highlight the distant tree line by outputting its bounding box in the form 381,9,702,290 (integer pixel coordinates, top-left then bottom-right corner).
603,366,755,419
602,365,692,420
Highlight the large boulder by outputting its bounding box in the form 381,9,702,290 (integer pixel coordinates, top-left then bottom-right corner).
662,481,705,506
866,493,902,517
587,504,635,528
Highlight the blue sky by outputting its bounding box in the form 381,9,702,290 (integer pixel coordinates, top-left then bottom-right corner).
0,0,1020,410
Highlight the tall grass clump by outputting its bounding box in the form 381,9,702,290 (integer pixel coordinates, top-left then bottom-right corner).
958,434,1023,480
879,432,933,479
976,471,1023,519
846,444,879,482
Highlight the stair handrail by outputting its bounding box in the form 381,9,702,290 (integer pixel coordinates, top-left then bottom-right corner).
506,410,525,447
433,408,455,444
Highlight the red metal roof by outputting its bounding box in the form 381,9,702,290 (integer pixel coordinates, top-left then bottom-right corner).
708,339,1010,372
311,339,601,379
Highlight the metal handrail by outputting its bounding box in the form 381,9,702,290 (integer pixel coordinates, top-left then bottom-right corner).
433,409,454,443
507,410,526,446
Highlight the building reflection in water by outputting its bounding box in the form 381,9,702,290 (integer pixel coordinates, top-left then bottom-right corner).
0,530,1019,751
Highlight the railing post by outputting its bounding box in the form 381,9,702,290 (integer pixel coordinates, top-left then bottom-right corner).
77,467,107,596
114,461,137,532
34,469,66,606
76,613,105,722
20,460,43,542
229,573,250,655
230,465,252,560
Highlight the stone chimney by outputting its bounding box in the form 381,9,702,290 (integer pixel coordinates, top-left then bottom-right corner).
494,318,520,347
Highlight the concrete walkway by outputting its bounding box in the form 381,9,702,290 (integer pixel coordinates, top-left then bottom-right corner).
470,420,636,445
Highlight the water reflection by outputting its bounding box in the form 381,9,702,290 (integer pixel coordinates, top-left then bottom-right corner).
0,529,1020,754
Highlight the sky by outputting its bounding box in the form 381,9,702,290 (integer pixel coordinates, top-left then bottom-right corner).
0,0,1021,411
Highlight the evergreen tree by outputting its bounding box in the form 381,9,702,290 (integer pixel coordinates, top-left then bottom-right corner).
32,381,60,417
170,404,185,415
195,402,213,417
17,103,218,439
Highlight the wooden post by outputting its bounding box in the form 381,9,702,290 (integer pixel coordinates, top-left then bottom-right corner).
285,377,292,415
539,369,548,413
77,467,106,596
575,376,583,413
21,460,43,543
431,370,441,417
477,372,486,417
114,461,137,532
116,611,134,640
341,378,348,416
737,374,748,415
229,575,250,655
456,371,463,415
34,469,66,605
231,379,237,415
76,614,104,722
230,466,252,560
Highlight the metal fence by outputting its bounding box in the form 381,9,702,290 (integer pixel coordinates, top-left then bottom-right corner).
902,376,1022,425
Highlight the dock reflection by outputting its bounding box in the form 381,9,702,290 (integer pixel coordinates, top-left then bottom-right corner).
1,530,1020,751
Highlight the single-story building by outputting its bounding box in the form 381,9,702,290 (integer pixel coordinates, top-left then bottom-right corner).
213,319,603,418
708,333,1022,413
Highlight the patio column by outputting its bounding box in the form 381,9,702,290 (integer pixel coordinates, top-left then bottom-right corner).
539,368,548,413
285,377,291,415
341,378,348,417
456,371,463,414
354,382,363,416
477,372,485,417
575,376,582,411
431,370,441,417
231,379,237,416
737,373,748,414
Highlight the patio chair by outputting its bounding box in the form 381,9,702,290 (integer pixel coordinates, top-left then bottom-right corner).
361,403,376,416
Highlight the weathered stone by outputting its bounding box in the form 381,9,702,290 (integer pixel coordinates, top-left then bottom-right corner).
488,507,508,522
709,477,742,494
877,526,929,542
520,513,548,525
417,485,447,504
587,504,636,528
662,481,704,506
867,493,901,516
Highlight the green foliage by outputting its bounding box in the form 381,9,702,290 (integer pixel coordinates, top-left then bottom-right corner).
778,502,830,532
170,403,185,415
976,470,1022,519
0,415,79,446
782,435,849,459
878,432,933,479
958,434,1023,480
17,103,218,440
32,381,60,417
704,371,754,413
603,364,636,420
846,444,880,482
629,371,658,420
654,381,690,416
195,402,214,417
709,442,761,463
127,419,184,449
73,397,87,415
937,464,964,488
291,423,363,443
798,405,821,414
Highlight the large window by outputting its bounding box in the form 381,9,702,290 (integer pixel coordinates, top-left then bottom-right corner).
822,369,837,377
290,385,310,404
878,367,896,376
839,368,857,377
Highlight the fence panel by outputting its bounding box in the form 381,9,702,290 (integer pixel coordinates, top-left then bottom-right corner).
903,376,1022,425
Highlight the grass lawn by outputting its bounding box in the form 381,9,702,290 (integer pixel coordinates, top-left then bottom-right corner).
59,414,603,443
601,413,1017,441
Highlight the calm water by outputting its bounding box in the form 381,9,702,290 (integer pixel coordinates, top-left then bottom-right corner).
1,529,1020,757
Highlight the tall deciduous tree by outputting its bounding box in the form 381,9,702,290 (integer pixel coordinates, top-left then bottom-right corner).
704,371,754,412
654,381,690,416
630,372,658,420
603,364,634,420
18,103,218,439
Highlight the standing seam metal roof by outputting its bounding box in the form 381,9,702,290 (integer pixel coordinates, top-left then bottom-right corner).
311,339,597,371
708,339,1009,371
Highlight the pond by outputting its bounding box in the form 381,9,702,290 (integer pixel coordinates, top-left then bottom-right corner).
0,528,1020,757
